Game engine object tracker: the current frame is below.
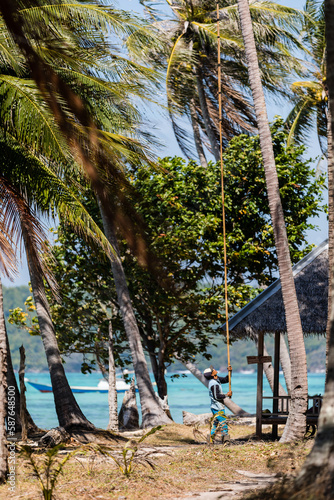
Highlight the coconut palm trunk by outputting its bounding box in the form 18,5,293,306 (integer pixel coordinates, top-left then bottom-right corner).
280,333,291,395
237,0,308,442
196,69,220,161
263,341,288,400
190,99,208,167
22,230,94,431
98,203,172,427
0,278,8,483
326,105,333,379
295,1,334,487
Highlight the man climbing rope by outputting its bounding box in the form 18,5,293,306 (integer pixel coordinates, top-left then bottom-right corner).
204,366,232,444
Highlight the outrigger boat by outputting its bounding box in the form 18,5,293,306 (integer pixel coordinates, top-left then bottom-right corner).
26,378,137,393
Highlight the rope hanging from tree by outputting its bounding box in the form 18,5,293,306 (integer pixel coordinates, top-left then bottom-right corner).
216,0,232,393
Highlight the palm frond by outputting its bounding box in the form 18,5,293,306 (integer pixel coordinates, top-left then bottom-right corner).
286,97,316,147
0,75,70,162
20,3,148,40
0,136,115,260
0,174,55,289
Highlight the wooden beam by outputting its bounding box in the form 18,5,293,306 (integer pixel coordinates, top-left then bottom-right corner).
272,332,280,439
247,355,272,365
256,332,264,438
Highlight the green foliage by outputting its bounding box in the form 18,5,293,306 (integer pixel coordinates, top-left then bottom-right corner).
44,225,129,374
221,116,326,285
19,444,79,500
97,426,163,477
8,296,39,336
3,285,46,371
44,117,325,391
3,286,85,372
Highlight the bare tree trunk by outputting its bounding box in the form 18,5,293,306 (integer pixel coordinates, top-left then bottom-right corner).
107,321,118,432
175,355,251,416
19,346,27,441
237,0,308,442
23,230,94,431
196,69,220,161
295,3,334,490
156,361,168,400
280,333,291,395
98,203,172,427
5,321,39,433
0,278,8,483
189,99,208,167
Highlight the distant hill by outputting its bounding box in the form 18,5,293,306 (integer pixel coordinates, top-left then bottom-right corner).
3,286,326,374
3,286,83,372
192,335,326,374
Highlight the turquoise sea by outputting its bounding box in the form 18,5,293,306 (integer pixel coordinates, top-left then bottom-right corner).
23,372,326,429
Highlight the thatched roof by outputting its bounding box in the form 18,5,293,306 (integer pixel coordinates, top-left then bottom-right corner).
227,240,328,339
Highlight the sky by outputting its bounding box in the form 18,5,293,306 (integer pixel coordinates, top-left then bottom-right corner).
2,0,327,287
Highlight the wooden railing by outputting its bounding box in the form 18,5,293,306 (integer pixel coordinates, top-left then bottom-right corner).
262,395,322,417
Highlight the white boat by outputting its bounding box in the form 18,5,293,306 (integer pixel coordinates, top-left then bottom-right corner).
26,378,137,393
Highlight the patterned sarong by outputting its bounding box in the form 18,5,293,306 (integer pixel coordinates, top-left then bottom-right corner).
210,408,228,438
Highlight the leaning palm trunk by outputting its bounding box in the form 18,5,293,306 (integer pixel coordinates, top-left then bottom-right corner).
295,2,334,488
0,278,8,483
263,341,288,401
280,333,291,395
98,203,172,427
237,0,308,442
23,231,94,431
175,355,250,416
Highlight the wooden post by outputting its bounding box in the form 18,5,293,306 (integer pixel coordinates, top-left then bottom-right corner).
247,337,271,438
272,332,280,439
19,346,28,441
256,332,264,438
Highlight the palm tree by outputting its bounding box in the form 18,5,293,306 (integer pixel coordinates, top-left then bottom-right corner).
286,1,334,376
286,0,327,154
0,0,173,426
293,0,334,490
237,0,308,442
141,0,304,165
1,169,97,430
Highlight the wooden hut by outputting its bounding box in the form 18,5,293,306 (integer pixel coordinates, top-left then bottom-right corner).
227,239,328,437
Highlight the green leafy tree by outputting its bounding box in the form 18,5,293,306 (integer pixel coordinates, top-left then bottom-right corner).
127,118,324,397
46,117,325,402
44,227,129,376
221,116,326,286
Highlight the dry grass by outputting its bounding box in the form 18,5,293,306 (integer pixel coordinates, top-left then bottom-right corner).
0,423,314,500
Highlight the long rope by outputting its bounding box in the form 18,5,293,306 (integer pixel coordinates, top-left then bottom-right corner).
216,0,231,394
